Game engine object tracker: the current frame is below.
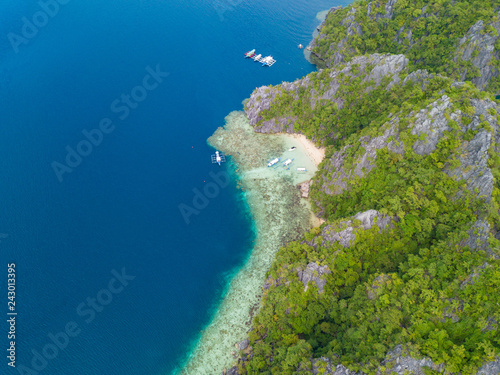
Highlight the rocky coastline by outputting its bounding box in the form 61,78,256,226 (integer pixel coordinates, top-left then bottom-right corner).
178,111,324,375
220,1,500,373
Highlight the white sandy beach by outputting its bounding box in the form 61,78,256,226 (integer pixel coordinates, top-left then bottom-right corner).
286,133,325,166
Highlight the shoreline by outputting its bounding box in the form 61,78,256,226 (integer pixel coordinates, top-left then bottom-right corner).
176,111,324,375
285,133,325,167
304,8,331,63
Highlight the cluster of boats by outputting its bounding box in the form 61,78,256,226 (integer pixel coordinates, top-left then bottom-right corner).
267,147,307,171
244,49,276,67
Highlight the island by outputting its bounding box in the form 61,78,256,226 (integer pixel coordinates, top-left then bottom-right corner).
188,0,500,374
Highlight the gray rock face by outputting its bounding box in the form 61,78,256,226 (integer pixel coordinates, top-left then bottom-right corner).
310,357,355,375
316,89,499,218
244,54,408,136
224,366,239,375
461,220,499,259
296,262,331,293
410,95,454,155
307,348,500,375
244,85,295,132
321,7,362,68
307,345,443,374
450,129,493,202
379,345,444,375
321,123,403,196
311,1,400,68
321,220,355,248
446,98,498,203
477,357,500,375
381,0,398,20
320,210,395,249
453,18,500,91
238,339,249,351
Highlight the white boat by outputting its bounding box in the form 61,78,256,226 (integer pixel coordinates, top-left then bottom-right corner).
267,158,280,167
261,56,276,67
297,167,307,172
253,54,262,61
211,151,226,166
283,158,293,167
288,146,296,151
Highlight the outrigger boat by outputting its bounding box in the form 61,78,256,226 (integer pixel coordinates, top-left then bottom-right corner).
261,56,276,67
246,51,277,67
283,158,294,168
211,151,226,166
245,49,256,58
261,56,271,66
267,158,280,167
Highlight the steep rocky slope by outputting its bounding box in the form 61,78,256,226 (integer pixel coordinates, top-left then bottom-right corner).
225,1,500,374
231,53,500,374
309,0,500,93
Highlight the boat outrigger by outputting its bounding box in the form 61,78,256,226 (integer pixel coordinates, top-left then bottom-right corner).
245,49,256,58
211,151,226,166
260,56,276,67
283,158,294,169
267,158,280,167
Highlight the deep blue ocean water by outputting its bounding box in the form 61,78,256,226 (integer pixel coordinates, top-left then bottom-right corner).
0,0,350,374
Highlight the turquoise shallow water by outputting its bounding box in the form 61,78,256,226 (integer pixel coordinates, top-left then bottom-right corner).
0,0,350,374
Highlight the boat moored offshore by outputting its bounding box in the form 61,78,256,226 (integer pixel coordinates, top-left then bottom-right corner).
267,158,280,167
245,49,256,58
211,151,226,166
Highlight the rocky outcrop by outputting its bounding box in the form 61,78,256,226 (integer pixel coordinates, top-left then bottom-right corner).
245,54,409,136
222,367,238,375
306,345,444,374
311,1,500,91
306,346,500,374
296,263,331,293
320,210,395,248
238,339,249,351
478,357,500,375
297,180,311,198
310,1,400,68
311,6,362,68
315,87,500,210
453,18,500,91
321,122,403,196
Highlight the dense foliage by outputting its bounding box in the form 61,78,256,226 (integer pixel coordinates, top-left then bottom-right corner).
242,76,500,374
237,1,500,374
312,0,500,92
